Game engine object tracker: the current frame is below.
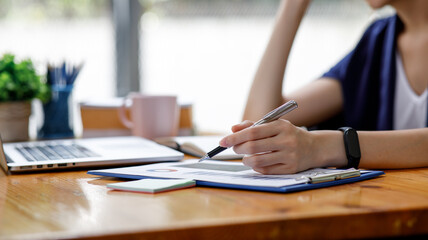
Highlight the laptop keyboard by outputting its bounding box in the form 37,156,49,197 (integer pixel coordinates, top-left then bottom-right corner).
15,143,99,162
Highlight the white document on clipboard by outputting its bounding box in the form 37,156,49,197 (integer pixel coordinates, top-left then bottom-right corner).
89,159,361,188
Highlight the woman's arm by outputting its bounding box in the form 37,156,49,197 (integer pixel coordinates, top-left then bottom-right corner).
312,128,428,170
357,128,428,169
220,121,428,174
243,0,311,122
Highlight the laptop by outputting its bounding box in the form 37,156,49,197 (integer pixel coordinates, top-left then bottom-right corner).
0,136,184,173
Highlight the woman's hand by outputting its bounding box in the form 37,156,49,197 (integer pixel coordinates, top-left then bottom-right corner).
220,120,344,174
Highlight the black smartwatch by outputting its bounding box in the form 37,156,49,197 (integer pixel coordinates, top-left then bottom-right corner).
338,127,361,169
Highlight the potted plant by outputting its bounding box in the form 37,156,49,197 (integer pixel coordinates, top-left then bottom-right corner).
0,53,49,142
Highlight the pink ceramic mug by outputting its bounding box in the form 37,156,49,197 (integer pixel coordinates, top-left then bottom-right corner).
119,93,180,139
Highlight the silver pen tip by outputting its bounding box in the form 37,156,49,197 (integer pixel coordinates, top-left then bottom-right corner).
198,155,209,162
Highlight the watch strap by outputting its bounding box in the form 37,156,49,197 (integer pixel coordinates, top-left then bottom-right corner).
338,127,361,169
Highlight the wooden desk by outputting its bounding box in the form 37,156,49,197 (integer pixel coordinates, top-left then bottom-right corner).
1,164,428,240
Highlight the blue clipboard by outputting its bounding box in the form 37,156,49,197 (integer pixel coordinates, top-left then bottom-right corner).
88,170,384,193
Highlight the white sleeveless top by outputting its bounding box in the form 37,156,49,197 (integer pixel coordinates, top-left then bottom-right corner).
393,51,427,130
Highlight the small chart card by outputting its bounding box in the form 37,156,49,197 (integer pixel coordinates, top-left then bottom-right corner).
107,178,196,193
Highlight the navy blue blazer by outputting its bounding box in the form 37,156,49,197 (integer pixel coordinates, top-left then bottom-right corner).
319,14,403,131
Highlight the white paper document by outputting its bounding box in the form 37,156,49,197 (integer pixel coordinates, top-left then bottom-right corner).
90,159,359,188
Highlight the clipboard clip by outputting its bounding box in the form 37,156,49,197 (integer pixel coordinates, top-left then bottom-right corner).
308,169,361,184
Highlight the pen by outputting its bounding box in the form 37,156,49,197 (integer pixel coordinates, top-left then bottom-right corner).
199,100,298,162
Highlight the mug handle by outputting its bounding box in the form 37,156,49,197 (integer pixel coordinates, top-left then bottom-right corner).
119,96,133,129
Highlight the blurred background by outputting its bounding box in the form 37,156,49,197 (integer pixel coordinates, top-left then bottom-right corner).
0,0,394,135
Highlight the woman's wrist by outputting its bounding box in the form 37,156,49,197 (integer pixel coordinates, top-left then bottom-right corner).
312,130,348,168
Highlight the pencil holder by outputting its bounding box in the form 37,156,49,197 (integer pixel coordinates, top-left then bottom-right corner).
37,85,74,139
